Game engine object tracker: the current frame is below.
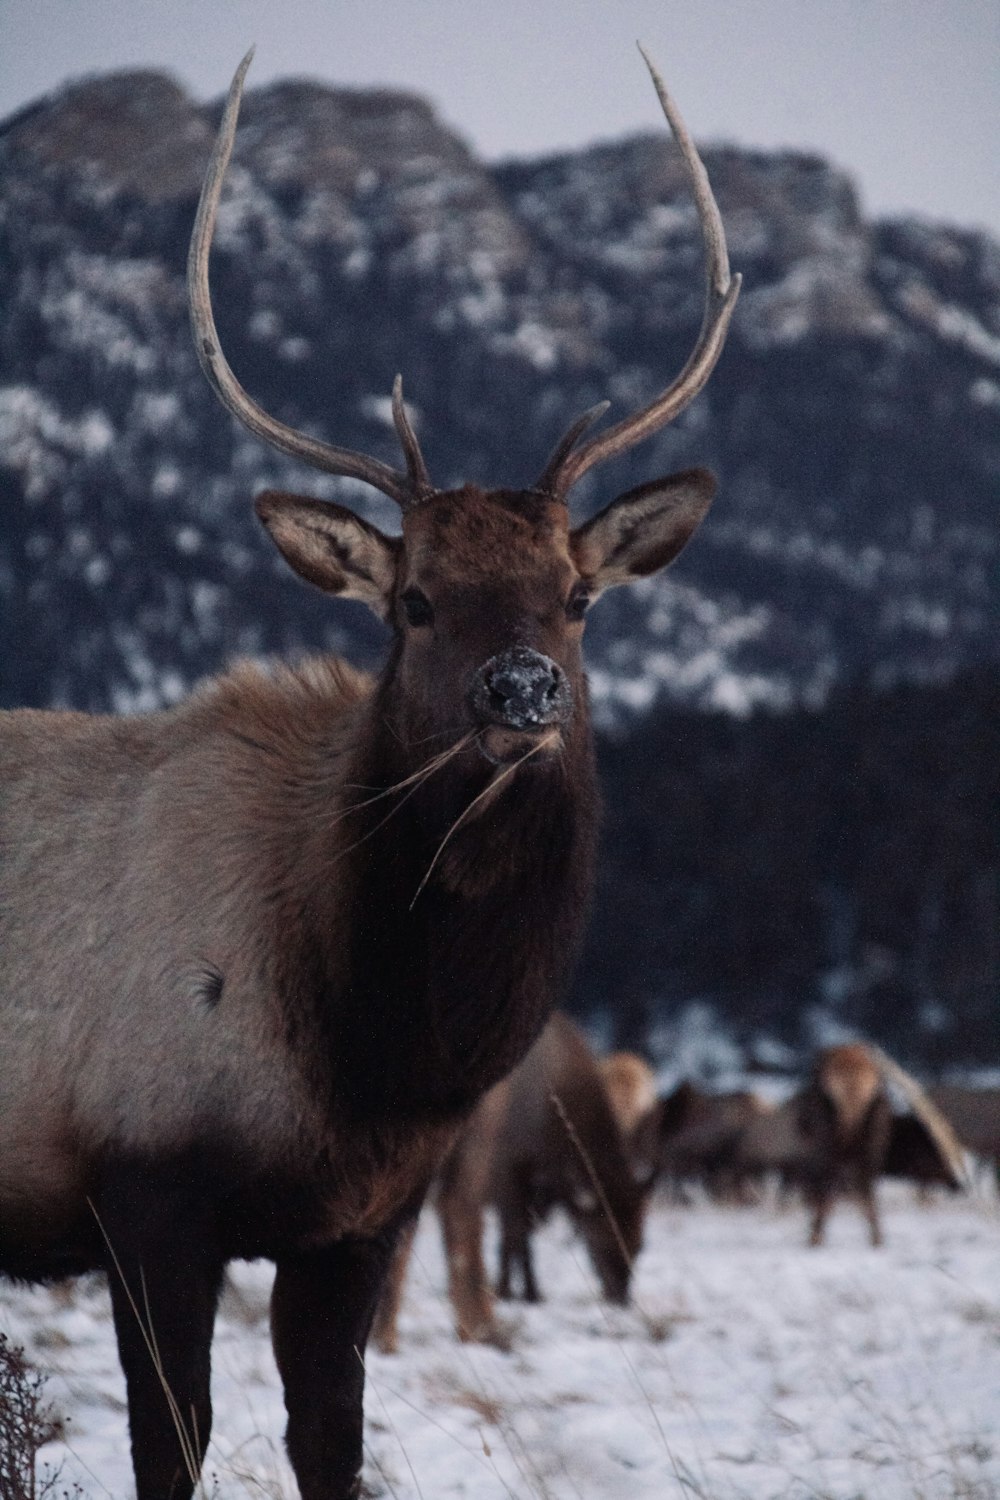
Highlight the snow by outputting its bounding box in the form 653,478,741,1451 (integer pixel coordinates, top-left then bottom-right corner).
3,1188,998,1499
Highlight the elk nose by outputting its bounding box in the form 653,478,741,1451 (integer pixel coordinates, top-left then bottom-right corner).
470,647,572,730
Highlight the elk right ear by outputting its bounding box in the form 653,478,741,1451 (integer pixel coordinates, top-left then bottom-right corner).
570,467,716,597
255,491,400,620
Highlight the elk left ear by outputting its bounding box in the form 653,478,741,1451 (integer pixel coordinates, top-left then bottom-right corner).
570,467,716,597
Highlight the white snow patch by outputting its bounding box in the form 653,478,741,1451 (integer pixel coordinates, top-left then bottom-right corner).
0,386,115,500
900,282,1000,367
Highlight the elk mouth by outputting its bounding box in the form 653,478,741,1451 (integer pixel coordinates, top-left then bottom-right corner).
469,647,572,765
477,723,563,766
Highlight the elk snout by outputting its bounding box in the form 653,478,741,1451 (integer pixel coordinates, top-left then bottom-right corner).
470,648,572,730
469,647,572,764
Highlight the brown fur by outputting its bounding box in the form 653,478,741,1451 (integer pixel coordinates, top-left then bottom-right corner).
816,1044,882,1143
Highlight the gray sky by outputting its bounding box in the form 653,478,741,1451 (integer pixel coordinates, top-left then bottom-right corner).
1,0,998,237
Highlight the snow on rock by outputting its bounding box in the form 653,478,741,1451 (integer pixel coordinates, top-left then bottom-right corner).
3,1189,998,1499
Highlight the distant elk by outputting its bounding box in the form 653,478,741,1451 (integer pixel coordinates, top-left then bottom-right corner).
734,1044,965,1244
656,1081,771,1203
928,1085,1000,1186
374,1013,656,1352
0,46,740,1500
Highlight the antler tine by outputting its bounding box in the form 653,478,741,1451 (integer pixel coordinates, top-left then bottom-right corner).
533,401,611,494
188,50,420,509
542,46,741,501
391,376,433,497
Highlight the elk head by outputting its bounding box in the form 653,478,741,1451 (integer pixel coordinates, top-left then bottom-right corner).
188,48,740,772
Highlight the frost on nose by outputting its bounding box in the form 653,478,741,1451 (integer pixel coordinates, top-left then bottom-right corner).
470,647,573,730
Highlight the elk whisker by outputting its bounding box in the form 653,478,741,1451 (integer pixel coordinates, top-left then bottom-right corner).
409,732,560,909
331,732,479,864
326,731,478,829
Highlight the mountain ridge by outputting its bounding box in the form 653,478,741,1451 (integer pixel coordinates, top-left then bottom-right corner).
2,67,998,718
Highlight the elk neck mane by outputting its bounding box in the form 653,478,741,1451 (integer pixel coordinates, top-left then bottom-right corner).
180,651,600,1123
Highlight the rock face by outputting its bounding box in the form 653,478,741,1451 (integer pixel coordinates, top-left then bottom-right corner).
1,68,999,715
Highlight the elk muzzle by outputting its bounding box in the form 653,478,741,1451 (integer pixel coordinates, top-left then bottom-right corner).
469,647,572,764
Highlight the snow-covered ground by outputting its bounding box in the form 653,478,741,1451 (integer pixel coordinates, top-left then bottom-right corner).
4,1184,999,1500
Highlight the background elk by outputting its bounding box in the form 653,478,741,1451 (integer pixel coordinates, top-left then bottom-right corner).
656,1081,770,1204
733,1044,964,1244
374,1011,655,1352
492,1011,656,1308
929,1085,1000,1187
0,46,739,1500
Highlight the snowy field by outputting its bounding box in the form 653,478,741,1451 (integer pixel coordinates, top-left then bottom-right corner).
4,1184,999,1500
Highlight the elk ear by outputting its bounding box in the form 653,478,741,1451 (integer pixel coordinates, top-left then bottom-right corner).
570,467,716,597
256,491,400,619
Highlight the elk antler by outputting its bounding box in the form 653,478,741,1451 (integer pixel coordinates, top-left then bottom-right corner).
188,49,433,509
539,45,742,500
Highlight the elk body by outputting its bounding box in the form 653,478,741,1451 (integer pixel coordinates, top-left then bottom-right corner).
0,47,740,1500
796,1043,893,1245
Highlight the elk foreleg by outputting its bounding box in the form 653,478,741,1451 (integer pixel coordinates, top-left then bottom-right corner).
97,1162,224,1500
271,1224,406,1500
804,1178,834,1247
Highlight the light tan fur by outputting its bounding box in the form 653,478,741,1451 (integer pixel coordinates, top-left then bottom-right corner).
816,1043,882,1142
600,1052,658,1138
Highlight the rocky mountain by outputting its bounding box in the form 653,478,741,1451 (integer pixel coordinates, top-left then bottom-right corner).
2,66,998,719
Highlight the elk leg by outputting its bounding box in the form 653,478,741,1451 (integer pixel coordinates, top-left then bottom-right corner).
271,1223,407,1500
97,1163,223,1500
370,1216,418,1354
436,1121,506,1344
496,1187,539,1303
805,1182,833,1247
859,1181,883,1247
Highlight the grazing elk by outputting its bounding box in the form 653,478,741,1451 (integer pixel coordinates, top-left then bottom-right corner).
374,1012,655,1351
491,1012,656,1307
0,47,740,1500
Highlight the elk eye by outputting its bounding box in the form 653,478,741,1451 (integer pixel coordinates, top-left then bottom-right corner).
566,586,591,621
401,587,434,627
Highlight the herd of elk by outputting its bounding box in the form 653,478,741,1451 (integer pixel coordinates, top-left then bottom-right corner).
0,47,741,1500
673,1044,967,1242
374,1035,969,1355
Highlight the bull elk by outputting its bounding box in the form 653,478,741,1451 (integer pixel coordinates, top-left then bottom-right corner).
0,46,740,1500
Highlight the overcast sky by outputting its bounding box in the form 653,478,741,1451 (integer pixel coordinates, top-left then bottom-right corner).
1,0,998,237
